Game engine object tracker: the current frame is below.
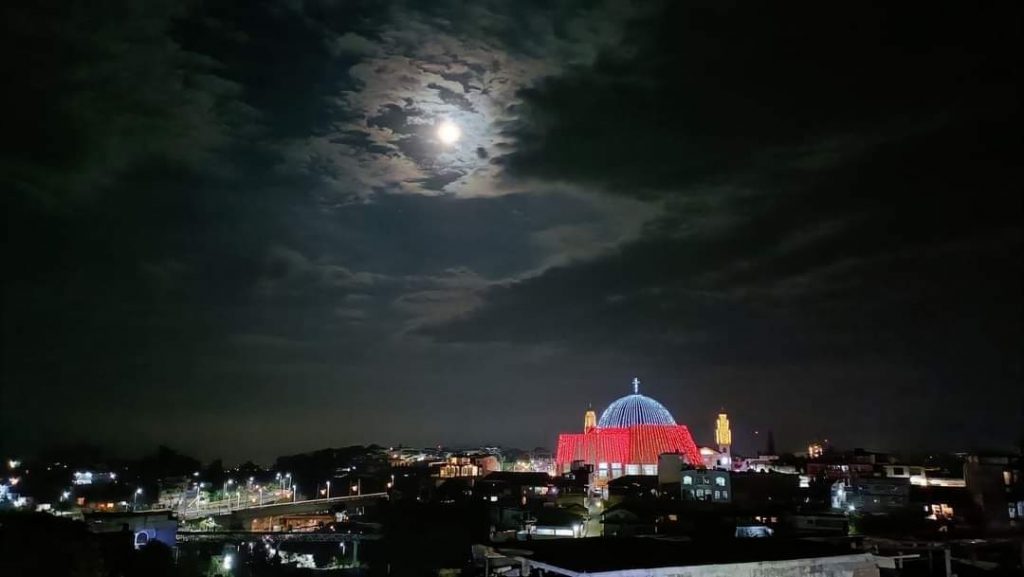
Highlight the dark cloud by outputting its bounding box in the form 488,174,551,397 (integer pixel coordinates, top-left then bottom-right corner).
427,82,477,112
429,2,1024,449
1,0,1019,460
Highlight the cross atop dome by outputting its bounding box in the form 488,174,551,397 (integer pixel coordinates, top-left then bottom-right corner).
632,377,640,394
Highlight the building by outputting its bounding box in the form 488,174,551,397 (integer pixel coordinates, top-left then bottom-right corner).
832,477,910,514
607,475,659,503
880,464,965,487
681,469,732,503
698,446,731,470
600,502,659,536
437,456,482,478
524,507,588,539
84,511,177,550
476,471,554,504
660,455,800,509
657,453,686,486
964,453,1024,529
555,379,702,479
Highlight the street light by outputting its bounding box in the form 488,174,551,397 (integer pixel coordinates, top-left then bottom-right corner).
134,487,143,509
326,480,331,499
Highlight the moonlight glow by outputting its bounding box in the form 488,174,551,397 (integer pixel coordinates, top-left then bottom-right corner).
437,120,461,145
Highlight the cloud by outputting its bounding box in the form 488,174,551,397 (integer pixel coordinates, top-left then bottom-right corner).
425,2,1022,385
2,0,1018,459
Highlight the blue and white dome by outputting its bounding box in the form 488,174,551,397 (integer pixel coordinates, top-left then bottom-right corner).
598,379,677,428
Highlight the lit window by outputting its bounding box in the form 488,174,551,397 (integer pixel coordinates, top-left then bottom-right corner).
715,476,726,486
683,476,693,485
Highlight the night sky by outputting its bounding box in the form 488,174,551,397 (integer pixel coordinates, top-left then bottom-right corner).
3,1,1021,463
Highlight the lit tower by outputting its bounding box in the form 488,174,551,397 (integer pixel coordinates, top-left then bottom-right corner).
715,413,732,459
584,405,597,432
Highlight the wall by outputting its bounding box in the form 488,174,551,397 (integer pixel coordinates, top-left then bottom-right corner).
528,554,878,577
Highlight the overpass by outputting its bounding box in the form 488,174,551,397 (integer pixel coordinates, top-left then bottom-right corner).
179,492,387,521
178,529,381,543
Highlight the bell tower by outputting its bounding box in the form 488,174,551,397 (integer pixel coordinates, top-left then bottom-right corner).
715,412,732,458
584,405,597,432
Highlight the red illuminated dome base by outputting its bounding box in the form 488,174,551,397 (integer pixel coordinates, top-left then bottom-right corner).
555,380,702,477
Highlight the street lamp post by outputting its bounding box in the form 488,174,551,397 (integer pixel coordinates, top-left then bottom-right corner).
326,480,331,499
134,488,143,510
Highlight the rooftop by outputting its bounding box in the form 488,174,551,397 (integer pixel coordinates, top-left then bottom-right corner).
500,537,866,574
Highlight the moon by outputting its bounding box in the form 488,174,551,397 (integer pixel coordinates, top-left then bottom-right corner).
437,120,461,145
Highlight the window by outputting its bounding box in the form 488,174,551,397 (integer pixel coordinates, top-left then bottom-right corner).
892,467,905,476
714,490,721,500
715,476,726,486
683,476,693,485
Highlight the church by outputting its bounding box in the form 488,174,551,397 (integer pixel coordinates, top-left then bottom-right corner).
555,379,702,479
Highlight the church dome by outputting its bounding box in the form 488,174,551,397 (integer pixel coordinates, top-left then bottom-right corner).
598,379,677,428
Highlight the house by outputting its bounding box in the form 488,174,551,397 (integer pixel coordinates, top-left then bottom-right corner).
522,507,586,539
600,502,658,537
476,472,554,504
607,475,658,504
